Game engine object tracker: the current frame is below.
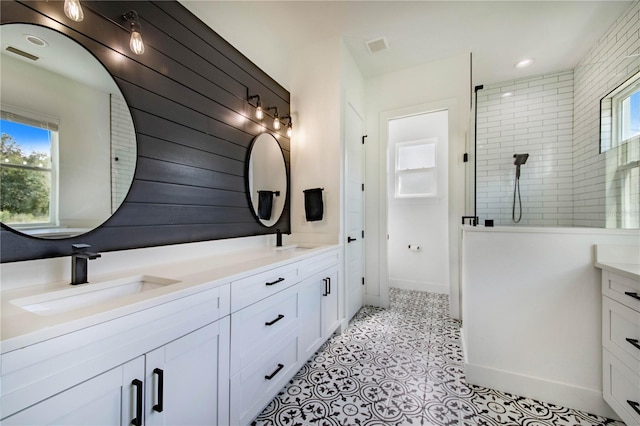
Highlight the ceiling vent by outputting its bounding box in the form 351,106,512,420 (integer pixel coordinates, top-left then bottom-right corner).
365,37,389,54
5,46,39,61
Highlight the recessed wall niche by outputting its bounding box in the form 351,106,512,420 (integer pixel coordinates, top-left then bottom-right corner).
0,0,291,262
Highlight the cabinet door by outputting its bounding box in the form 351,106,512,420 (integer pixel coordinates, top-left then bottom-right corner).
2,357,144,426
322,269,340,339
145,318,230,426
299,273,324,359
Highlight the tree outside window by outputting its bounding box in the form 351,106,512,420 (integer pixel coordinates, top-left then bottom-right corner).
0,116,56,225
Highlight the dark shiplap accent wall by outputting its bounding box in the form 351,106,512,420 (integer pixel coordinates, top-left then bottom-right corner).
1,0,291,262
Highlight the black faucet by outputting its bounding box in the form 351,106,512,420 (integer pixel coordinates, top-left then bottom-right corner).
71,243,101,285
276,229,283,247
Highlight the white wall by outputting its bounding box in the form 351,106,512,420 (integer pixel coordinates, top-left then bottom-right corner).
1,54,112,227
364,53,470,313
476,70,575,227
387,111,449,294
462,226,639,418
289,36,342,244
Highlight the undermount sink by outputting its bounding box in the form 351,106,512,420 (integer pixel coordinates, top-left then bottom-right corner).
10,275,181,316
274,244,315,251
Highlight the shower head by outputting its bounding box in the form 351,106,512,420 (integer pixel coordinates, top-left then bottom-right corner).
513,153,529,166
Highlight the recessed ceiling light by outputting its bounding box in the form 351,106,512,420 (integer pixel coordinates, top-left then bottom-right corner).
25,34,48,47
502,92,513,98
514,58,534,69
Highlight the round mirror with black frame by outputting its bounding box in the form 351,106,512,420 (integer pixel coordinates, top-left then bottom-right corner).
0,23,136,239
246,132,288,227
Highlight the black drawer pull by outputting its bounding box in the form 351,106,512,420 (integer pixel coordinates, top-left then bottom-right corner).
626,338,640,351
625,292,640,301
265,314,285,326
153,368,164,413
322,278,328,296
327,277,331,295
131,379,143,426
627,400,640,416
266,277,285,286
265,363,284,380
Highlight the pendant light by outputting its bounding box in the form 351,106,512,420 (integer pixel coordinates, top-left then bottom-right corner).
268,107,280,130
283,115,293,137
64,0,84,22
248,95,263,120
123,10,145,55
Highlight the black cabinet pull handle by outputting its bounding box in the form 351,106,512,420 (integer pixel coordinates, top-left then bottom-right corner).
153,368,164,413
266,277,285,286
322,278,328,296
327,277,331,295
347,237,356,243
265,363,284,380
626,338,640,351
627,400,640,416
265,314,285,326
625,292,640,301
131,379,143,426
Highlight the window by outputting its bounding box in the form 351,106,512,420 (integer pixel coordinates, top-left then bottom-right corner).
601,70,640,152
619,85,640,143
394,139,437,198
1,110,58,227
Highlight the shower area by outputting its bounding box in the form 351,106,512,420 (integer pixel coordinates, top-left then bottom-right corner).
471,57,639,229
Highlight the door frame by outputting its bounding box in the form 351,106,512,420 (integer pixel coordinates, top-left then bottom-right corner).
377,98,463,318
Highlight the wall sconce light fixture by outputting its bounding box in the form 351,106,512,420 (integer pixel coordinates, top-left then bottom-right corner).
123,10,145,55
64,0,84,22
267,107,281,130
248,95,263,120
283,115,293,137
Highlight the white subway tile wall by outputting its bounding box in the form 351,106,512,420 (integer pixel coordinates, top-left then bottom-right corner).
476,0,639,227
476,70,575,226
110,94,136,213
573,0,639,228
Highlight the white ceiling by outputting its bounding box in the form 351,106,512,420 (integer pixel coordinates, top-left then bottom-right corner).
1,24,120,95
181,0,632,88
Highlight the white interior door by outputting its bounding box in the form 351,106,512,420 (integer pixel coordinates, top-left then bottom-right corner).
345,103,365,320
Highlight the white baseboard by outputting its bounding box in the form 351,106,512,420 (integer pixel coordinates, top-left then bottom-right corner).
364,294,382,307
465,362,620,420
390,279,448,294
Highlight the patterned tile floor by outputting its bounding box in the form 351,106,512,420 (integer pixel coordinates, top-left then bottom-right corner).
253,288,624,426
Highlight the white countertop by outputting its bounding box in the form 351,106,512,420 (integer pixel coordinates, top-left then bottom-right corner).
1,244,338,353
594,244,640,281
594,261,640,280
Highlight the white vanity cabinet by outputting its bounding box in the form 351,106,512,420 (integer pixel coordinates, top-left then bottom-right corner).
601,270,640,425
1,245,342,426
322,268,340,339
299,267,340,360
2,356,144,425
1,284,231,425
3,320,229,426
229,248,341,425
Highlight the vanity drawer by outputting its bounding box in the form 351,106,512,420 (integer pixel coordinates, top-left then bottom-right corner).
298,251,340,281
230,285,298,376
230,328,300,425
604,296,640,372
602,270,640,312
231,263,299,312
603,349,640,426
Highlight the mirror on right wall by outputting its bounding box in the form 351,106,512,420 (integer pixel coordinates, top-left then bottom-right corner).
472,3,639,229
246,133,288,227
